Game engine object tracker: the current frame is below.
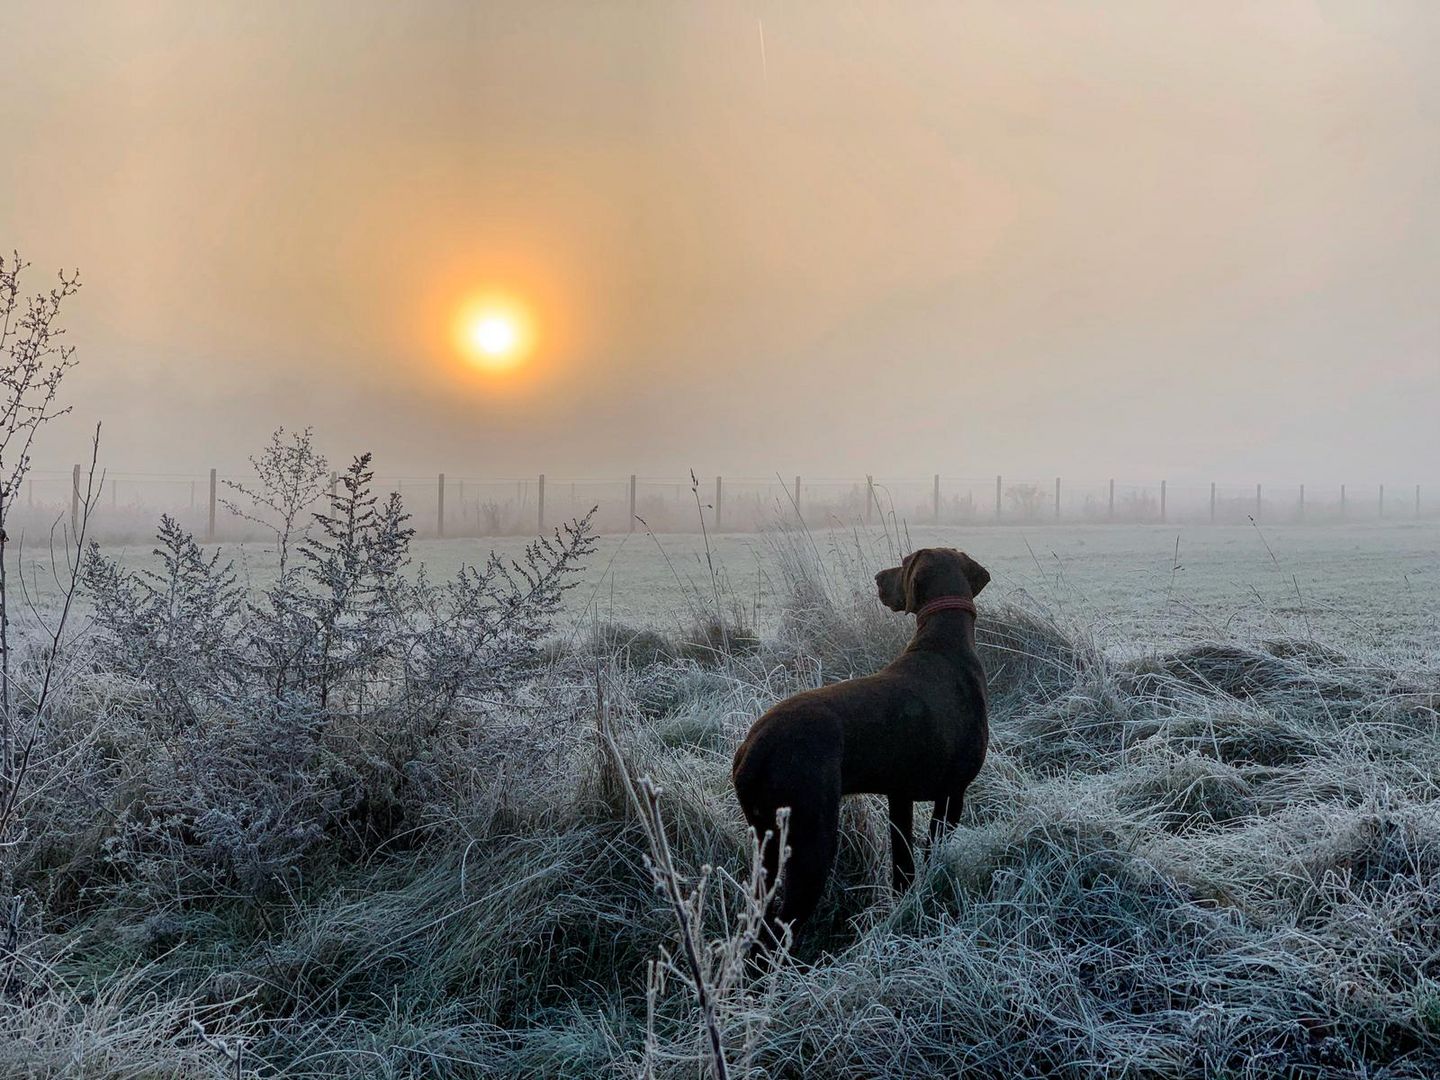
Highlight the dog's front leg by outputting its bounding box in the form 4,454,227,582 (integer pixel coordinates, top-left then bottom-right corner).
887,796,915,891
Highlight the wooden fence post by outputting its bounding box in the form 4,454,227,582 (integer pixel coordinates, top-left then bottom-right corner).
628,474,636,531
71,464,80,536
437,473,445,537
1416,484,1421,519
866,475,874,524
538,474,545,532
794,475,801,515
1255,483,1262,521
1160,480,1167,523
1054,477,1061,520
1299,483,1305,521
715,476,723,531
1108,478,1115,520
1340,483,1346,521
205,468,217,541
1210,481,1216,523
995,475,1002,521
933,474,940,524
1379,483,1385,519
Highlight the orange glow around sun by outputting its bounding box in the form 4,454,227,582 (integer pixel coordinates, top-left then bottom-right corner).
453,295,535,373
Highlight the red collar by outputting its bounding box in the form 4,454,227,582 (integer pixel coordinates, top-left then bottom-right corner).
914,596,977,625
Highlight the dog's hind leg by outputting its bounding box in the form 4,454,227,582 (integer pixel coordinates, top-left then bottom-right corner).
928,790,967,848
774,764,842,932
888,796,915,891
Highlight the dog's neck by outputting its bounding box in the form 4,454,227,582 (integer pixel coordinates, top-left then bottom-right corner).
907,595,978,654
914,596,976,624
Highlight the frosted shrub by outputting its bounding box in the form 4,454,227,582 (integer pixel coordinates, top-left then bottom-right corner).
79,439,596,894
82,514,242,727
262,452,414,712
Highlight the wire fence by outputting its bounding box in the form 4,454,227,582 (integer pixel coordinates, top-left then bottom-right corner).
9,468,1435,543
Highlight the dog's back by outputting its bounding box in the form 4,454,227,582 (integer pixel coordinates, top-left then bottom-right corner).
734,651,985,808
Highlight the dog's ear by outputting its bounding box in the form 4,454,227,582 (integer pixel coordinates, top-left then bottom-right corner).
901,550,928,613
956,551,990,597
874,560,908,612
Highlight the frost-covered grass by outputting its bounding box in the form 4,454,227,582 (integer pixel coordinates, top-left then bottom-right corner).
3,520,1439,1078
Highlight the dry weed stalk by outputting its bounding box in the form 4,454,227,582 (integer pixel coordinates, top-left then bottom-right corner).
190,1018,247,1080
0,428,100,999
0,253,79,814
597,674,789,1079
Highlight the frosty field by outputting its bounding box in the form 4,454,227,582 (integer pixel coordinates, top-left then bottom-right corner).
519,520,1440,656
47,521,1440,656
6,514,1440,1078
70,518,1440,654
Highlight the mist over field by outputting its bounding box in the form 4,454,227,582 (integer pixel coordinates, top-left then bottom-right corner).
3,4,1440,1080
3,1,1439,483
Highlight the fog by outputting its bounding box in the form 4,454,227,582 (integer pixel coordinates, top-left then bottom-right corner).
3,1,1437,487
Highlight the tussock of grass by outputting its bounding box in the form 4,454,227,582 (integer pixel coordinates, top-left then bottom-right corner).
0,963,251,1080
1111,751,1257,831
576,621,676,670
1138,702,1327,767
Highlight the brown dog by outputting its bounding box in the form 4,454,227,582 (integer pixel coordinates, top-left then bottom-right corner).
732,547,990,942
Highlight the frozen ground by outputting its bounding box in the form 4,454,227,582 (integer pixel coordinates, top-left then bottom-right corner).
9,517,1440,1077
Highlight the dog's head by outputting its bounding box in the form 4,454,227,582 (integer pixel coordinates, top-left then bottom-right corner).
874,547,990,614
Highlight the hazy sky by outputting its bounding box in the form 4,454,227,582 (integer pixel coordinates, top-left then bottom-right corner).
3,1,1437,484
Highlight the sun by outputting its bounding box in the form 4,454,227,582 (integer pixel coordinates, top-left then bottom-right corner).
454,297,534,373
470,314,518,357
